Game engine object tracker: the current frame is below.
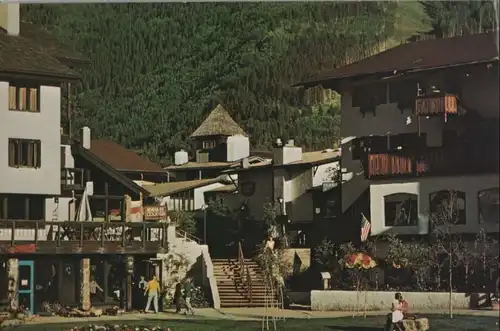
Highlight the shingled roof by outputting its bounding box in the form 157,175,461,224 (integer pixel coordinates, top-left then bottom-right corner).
90,140,166,174
297,31,499,89
190,104,248,138
19,22,89,65
0,28,80,80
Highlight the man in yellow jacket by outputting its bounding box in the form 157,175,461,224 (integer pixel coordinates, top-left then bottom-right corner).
144,275,161,313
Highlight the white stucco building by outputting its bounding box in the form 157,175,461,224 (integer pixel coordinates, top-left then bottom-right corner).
0,3,83,227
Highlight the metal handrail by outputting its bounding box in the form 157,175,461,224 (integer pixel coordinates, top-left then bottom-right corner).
237,241,252,304
175,230,202,243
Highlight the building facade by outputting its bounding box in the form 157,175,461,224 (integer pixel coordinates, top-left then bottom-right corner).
297,32,499,239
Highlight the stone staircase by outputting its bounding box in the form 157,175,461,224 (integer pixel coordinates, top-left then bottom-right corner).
212,258,279,308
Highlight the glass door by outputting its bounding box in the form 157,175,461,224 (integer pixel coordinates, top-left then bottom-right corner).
18,260,34,313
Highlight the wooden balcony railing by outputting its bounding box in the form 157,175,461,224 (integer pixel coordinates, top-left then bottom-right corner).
415,93,458,117
0,221,168,254
61,168,86,191
367,146,499,179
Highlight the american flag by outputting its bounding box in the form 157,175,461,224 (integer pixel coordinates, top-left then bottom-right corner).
360,213,371,242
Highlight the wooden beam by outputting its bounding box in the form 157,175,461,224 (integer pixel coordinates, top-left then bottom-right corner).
74,194,124,200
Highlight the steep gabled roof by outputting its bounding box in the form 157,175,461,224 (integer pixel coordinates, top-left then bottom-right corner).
190,104,248,138
0,28,80,80
297,31,499,89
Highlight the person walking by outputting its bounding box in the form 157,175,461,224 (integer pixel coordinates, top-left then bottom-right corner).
144,275,161,313
183,277,195,315
90,277,104,303
174,283,182,313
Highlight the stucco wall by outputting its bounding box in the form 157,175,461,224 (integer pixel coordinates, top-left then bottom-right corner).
239,170,273,221
0,81,61,195
311,290,487,311
370,174,499,236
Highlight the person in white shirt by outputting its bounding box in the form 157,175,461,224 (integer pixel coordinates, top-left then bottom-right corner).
90,277,104,302
385,292,405,331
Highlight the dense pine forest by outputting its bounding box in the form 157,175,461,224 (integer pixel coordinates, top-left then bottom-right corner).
21,1,498,164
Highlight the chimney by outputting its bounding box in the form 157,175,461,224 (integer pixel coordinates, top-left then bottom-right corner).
272,138,302,166
0,4,20,36
81,126,91,149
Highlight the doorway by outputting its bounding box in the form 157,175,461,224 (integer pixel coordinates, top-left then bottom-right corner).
18,260,34,313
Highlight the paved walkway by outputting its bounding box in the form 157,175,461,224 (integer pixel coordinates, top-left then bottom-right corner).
3,307,496,326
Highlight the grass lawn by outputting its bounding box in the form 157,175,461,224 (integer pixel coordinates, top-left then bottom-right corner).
11,315,498,331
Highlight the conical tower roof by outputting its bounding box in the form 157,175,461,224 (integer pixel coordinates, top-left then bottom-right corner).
190,104,248,138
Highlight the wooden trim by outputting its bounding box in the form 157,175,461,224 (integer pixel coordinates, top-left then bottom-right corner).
8,139,41,168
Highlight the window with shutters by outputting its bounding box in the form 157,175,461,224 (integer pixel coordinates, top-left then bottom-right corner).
8,139,41,168
8,84,40,112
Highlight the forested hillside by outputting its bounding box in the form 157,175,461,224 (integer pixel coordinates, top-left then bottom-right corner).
21,2,497,164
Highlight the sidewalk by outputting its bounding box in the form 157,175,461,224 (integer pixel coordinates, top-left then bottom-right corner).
5,307,496,326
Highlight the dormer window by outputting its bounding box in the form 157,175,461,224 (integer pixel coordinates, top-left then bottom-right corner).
9,84,40,112
202,140,216,149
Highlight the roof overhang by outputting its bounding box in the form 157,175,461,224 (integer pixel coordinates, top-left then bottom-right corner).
294,58,499,91
73,143,150,196
0,69,80,83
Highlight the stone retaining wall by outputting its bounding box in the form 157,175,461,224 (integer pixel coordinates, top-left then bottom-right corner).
311,290,490,311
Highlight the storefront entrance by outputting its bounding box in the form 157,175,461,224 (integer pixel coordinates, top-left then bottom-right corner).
18,260,34,313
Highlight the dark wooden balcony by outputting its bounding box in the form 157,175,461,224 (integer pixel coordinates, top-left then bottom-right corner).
61,168,86,192
415,93,459,117
366,145,499,179
0,221,168,254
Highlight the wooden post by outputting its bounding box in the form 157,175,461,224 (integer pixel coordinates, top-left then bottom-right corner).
2,196,7,219
80,258,91,311
103,259,110,305
7,258,19,311
57,260,64,303
104,182,109,223
126,274,132,311
24,197,30,220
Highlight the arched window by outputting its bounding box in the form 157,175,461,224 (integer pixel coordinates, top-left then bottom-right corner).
478,188,499,224
384,193,418,226
429,190,466,225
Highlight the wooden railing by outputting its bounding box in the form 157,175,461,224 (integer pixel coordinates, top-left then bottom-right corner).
61,167,86,191
367,145,499,178
237,241,253,304
0,220,168,254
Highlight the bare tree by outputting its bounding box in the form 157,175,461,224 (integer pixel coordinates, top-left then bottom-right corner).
429,190,468,318
385,234,430,291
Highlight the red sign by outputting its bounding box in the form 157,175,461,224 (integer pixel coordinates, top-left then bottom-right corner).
6,244,36,254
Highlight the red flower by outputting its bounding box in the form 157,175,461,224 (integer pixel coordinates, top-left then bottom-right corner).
361,254,371,265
